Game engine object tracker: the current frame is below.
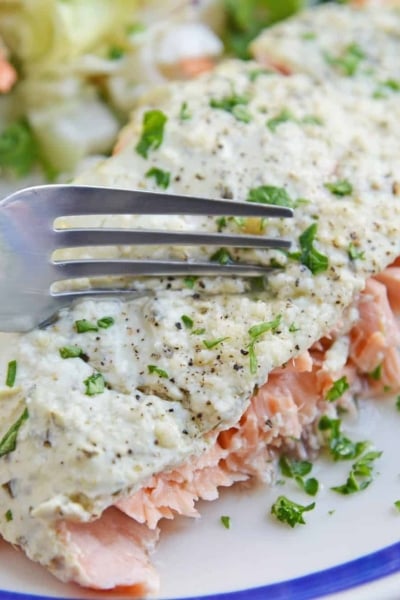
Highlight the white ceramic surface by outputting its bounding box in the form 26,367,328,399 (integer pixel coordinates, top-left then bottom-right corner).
0,354,400,600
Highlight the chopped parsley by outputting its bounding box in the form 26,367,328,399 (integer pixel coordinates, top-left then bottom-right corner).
192,328,206,336
179,101,192,121
247,315,281,374
325,376,350,402
279,456,319,497
248,68,273,81
325,43,366,77
203,337,229,349
108,46,125,60
75,317,113,333
267,108,295,132
301,115,323,126
148,365,169,379
271,495,315,528
97,316,115,329
216,216,227,231
220,515,231,529
369,364,382,381
324,179,353,196
84,373,106,396
0,408,29,458
331,450,382,495
75,319,98,333
373,79,400,99
247,185,294,207
250,276,267,292
301,31,317,41
0,120,37,177
145,167,171,189
209,94,251,123
181,315,194,329
319,415,369,461
136,109,168,159
289,223,329,275
396,396,400,411
5,360,17,388
184,276,198,289
394,500,400,511
5,509,13,522
348,243,365,261
289,323,299,333
59,345,84,359
210,247,235,265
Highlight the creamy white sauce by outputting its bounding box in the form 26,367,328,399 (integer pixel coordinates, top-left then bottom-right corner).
0,39,400,584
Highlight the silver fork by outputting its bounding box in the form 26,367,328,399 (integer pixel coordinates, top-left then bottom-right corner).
0,184,292,332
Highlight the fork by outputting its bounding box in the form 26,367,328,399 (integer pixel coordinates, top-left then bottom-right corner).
0,184,292,332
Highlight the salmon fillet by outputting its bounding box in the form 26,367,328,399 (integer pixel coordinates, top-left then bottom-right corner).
54,266,400,592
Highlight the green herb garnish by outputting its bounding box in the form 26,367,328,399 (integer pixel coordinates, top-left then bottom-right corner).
179,101,192,121
184,276,198,289
348,243,365,261
326,376,350,402
210,248,235,265
324,179,353,196
271,495,315,528
267,108,295,132
5,509,13,522
248,68,273,81
301,115,323,126
181,315,194,329
331,450,382,495
75,319,98,333
325,43,366,77
148,365,169,379
301,31,317,40
0,408,29,458
319,415,368,461
108,46,125,60
203,337,229,349
289,223,329,275
209,94,251,123
84,373,106,396
145,167,171,189
136,110,168,159
369,364,382,381
5,360,17,388
97,316,115,329
59,346,84,359
247,185,293,207
247,315,281,374
220,515,231,529
394,500,400,511
279,456,319,497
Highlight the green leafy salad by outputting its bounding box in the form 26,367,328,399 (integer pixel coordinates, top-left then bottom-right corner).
0,0,330,180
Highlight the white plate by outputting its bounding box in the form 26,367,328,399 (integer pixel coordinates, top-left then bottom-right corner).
1,364,400,600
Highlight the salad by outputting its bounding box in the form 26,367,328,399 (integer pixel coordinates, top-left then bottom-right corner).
0,0,317,180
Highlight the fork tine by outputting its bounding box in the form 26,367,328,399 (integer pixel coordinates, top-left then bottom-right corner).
52,259,270,281
54,228,291,249
6,185,293,219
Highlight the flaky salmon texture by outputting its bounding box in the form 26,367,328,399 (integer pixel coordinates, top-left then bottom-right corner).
1,2,400,597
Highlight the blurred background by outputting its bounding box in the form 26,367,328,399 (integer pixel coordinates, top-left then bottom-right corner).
0,0,340,182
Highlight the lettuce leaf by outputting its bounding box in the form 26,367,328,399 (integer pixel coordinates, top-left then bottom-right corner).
0,0,138,74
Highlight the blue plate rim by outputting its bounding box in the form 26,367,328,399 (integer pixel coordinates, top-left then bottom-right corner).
1,539,400,600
